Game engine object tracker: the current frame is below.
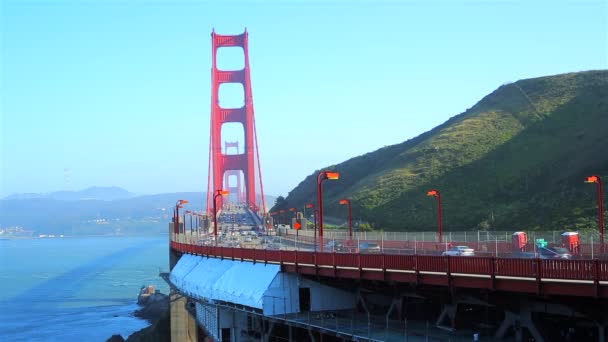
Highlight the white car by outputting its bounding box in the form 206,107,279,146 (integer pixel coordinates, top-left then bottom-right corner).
442,246,475,256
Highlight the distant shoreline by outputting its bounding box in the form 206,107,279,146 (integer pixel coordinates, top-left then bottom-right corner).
0,233,169,240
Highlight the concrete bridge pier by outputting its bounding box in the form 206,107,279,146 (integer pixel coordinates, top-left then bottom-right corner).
307,328,316,342
495,310,544,342
261,321,275,342
170,292,199,342
598,320,606,342
435,303,457,331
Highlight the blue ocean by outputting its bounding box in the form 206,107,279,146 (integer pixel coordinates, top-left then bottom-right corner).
0,236,170,341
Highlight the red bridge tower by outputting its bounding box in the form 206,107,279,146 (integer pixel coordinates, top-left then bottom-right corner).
206,30,266,214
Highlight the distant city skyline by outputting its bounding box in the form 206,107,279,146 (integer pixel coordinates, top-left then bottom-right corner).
1,0,606,197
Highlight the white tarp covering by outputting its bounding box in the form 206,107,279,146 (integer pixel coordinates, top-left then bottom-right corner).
169,254,202,290
170,255,280,309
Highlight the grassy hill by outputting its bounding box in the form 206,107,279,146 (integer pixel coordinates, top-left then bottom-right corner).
272,70,608,232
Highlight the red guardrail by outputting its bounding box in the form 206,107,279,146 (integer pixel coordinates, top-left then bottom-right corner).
417,256,446,273
601,261,608,281
335,253,360,268
170,241,607,285
495,258,536,278
541,259,595,280
450,256,492,274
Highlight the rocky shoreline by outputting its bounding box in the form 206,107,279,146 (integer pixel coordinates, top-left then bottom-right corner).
106,291,170,342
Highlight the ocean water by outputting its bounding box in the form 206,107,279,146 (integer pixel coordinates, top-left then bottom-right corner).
0,235,170,341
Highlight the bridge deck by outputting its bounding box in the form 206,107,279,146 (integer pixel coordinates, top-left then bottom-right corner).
170,240,608,298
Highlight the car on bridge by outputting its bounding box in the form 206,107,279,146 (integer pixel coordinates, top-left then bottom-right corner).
359,242,381,254
442,246,475,256
539,247,572,259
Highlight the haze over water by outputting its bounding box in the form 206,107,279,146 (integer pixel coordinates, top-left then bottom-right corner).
0,235,170,341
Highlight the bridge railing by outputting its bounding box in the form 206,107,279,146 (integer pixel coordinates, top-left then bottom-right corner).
172,221,608,260
277,227,601,243
170,240,608,284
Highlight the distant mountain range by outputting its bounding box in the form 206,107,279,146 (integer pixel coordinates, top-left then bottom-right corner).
271,70,608,232
0,187,277,236
3,186,135,201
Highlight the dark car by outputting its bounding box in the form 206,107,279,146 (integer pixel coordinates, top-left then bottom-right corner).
359,242,381,254
539,247,572,259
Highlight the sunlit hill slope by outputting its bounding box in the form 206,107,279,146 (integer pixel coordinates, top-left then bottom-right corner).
273,70,608,232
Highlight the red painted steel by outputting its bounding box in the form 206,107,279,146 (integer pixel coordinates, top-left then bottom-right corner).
335,253,359,268
360,254,383,269
297,252,315,265
169,240,608,298
541,259,595,280
315,252,334,266
601,260,608,281
450,256,492,274
207,30,265,211
495,258,536,277
384,255,416,270
417,255,447,272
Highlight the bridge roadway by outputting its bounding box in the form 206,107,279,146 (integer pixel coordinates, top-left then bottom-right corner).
170,206,608,340
171,232,608,299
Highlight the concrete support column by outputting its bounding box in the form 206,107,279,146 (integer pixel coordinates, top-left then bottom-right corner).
435,304,457,330
598,321,606,342
307,328,316,342
356,290,370,315
170,291,198,342
495,310,544,342
262,321,275,342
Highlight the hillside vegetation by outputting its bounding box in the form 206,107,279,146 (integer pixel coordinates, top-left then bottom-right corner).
272,70,608,232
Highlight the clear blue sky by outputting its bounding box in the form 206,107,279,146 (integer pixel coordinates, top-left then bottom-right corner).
1,0,606,198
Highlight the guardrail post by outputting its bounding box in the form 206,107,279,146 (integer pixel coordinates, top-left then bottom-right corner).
357,253,362,278
334,252,338,277
446,255,452,290
415,255,420,285
490,256,496,290
536,258,542,295
382,254,387,281
595,259,600,298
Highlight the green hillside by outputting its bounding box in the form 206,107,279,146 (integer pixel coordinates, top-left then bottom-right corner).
272,70,608,232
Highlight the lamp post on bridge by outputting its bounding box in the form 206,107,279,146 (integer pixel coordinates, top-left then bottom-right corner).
427,189,443,243
174,200,189,234
289,207,299,237
213,189,229,243
339,199,353,239
184,210,193,235
306,203,317,244
585,175,604,252
317,171,340,251
271,211,279,228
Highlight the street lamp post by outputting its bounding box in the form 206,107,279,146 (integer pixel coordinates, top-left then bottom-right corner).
289,207,298,237
279,209,286,226
270,211,278,228
184,210,193,235
174,200,189,234
317,171,340,251
339,199,353,239
427,190,443,243
585,175,604,252
213,189,229,242
306,203,317,249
